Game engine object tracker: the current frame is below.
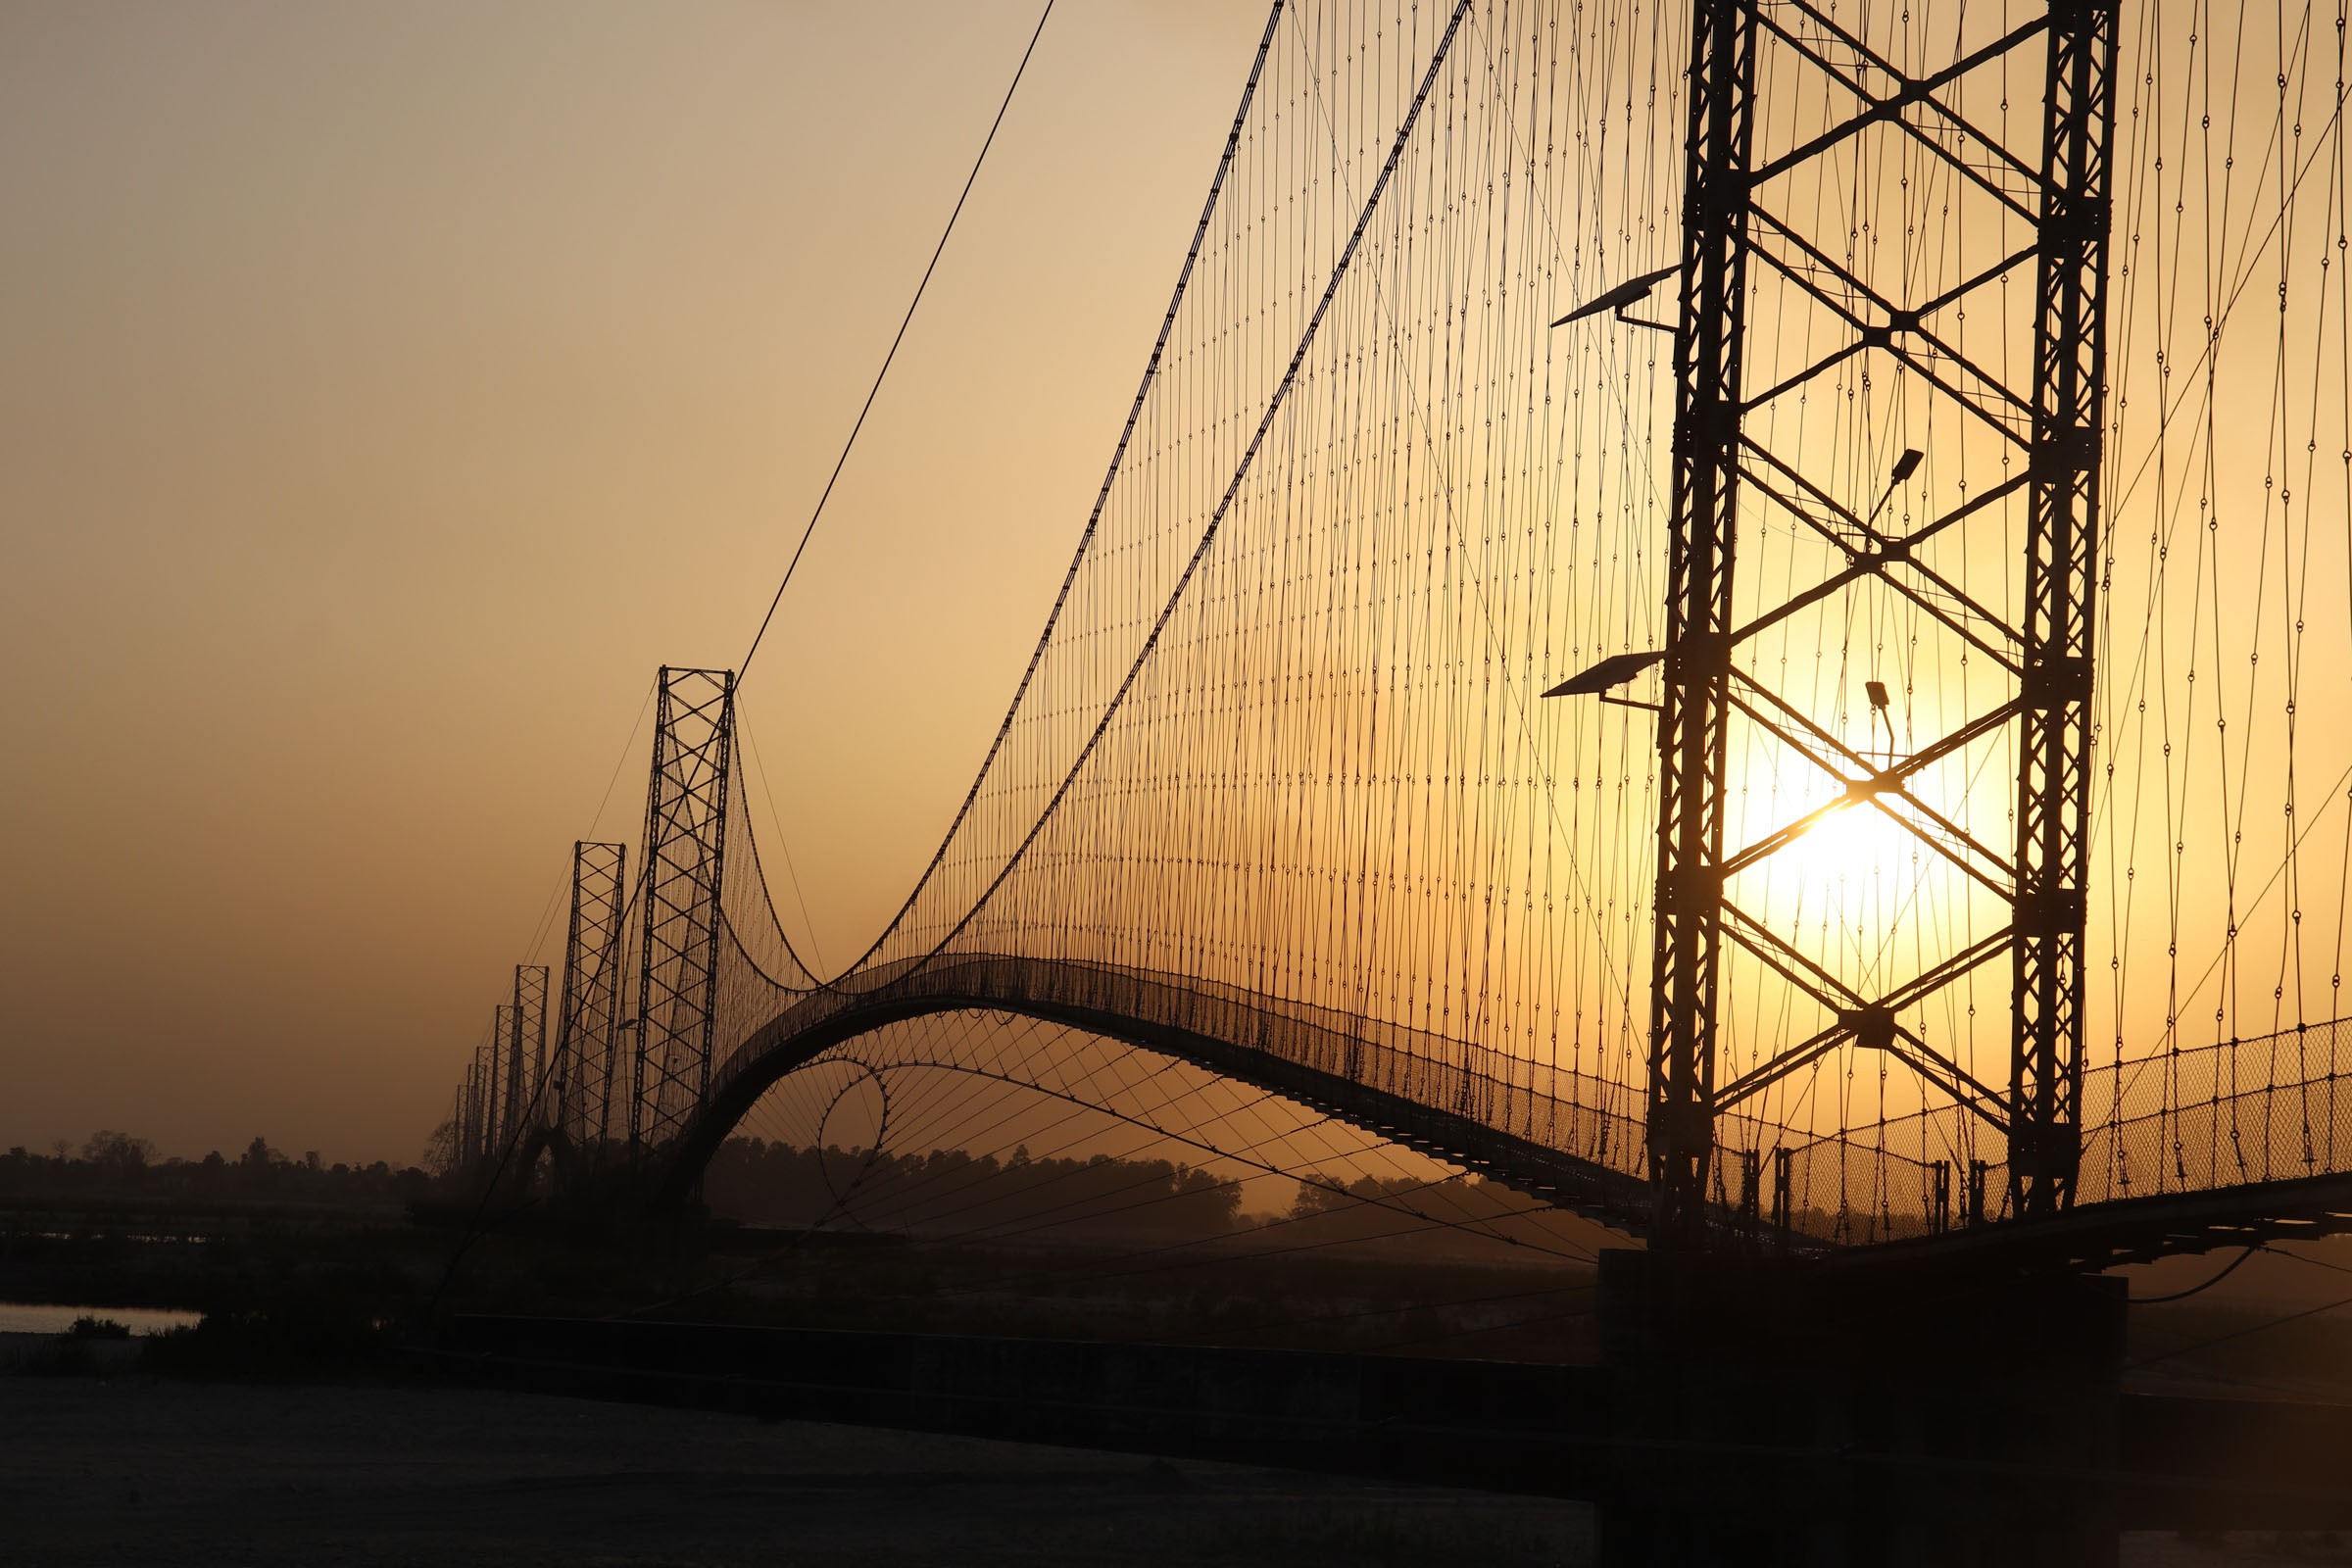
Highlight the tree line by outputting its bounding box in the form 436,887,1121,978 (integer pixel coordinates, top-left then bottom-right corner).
702,1136,1589,1253
0,1131,432,1207
703,1137,1246,1239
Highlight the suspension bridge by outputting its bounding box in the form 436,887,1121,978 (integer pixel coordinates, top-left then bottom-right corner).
431,1,2352,1554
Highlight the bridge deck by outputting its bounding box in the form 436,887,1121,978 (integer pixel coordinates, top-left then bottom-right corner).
639,954,2352,1270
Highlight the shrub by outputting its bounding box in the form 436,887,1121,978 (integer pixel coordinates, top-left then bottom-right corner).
140,1300,389,1381
67,1316,131,1340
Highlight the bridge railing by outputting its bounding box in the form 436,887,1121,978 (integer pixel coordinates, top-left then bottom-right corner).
2085,1018,2352,1200
700,924,2352,1249
700,947,1664,1215
1756,1016,2352,1248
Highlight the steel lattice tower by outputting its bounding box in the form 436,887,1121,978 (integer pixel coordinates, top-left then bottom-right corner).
1648,0,1757,1248
460,1051,484,1169
471,1043,494,1165
554,841,627,1162
2011,0,2117,1220
509,964,549,1143
490,1003,517,1151
1637,0,2118,1243
629,667,736,1158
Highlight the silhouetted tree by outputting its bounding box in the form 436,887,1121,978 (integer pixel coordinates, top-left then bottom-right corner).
421,1119,459,1177
0,1133,431,1209
703,1137,1244,1238
80,1130,155,1184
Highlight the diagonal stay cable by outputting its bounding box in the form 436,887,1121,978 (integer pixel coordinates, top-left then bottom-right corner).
739,0,1056,681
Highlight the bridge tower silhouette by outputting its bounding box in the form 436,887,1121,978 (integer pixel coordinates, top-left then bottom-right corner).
628,667,736,1160
1619,0,2118,1245
554,840,627,1159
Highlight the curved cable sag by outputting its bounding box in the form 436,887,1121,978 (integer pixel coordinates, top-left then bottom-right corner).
740,722,827,974
818,0,1295,987
626,1044,1595,1324
740,0,1058,681
717,726,827,993
743,1048,1597,1265
851,0,1477,983
2128,1244,2262,1304
715,900,812,999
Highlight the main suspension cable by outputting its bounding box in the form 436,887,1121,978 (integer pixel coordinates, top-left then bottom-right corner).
739,0,1057,681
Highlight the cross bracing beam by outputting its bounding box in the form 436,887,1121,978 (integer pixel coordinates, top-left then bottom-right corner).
1640,0,2119,1245
1746,6,2051,210
1732,442,2032,674
1742,210,2036,442
629,667,736,1159
1717,675,2016,896
1713,922,2018,1122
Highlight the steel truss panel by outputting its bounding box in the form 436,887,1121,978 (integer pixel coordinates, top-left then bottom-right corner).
630,667,736,1157
2013,0,2117,1218
1650,0,1758,1247
1647,0,2118,1244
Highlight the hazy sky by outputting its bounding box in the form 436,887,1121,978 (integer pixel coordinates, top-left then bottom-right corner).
0,1,1268,1164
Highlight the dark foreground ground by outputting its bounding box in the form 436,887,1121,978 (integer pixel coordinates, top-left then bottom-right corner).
0,1377,1593,1568
3,1375,2351,1567
16,1203,2352,1565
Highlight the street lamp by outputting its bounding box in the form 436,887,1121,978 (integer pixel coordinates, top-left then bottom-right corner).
1550,265,1679,332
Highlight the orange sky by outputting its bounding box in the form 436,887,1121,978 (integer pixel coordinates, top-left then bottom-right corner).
0,1,1268,1165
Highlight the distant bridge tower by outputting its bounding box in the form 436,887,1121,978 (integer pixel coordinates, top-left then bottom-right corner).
553,840,627,1165
507,964,549,1146
1646,0,2118,1242
629,667,736,1159
488,1004,516,1152
457,1053,482,1170
468,1041,494,1166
